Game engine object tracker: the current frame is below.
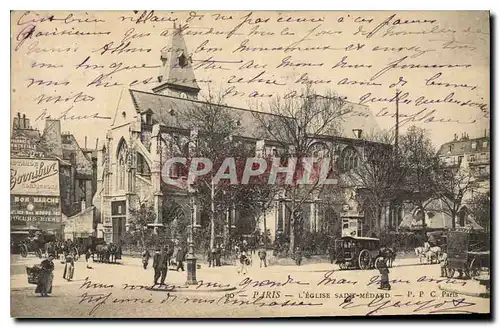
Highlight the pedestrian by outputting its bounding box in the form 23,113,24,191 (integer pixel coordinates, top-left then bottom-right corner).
215,244,222,267
258,248,267,268
36,253,55,297
142,248,151,270
328,243,336,264
439,252,448,277
160,246,171,285
85,249,93,269
63,252,75,281
207,247,213,267
238,251,249,275
176,246,186,272
294,247,302,266
212,246,217,267
376,257,391,291
152,247,163,286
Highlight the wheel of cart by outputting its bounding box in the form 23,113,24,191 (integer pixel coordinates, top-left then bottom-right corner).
446,267,456,278
358,249,373,270
374,256,385,269
20,244,28,258
446,229,490,280
468,251,490,279
335,236,380,270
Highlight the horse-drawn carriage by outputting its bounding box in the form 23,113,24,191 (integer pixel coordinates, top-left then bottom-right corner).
17,231,56,258
335,236,395,270
446,229,490,279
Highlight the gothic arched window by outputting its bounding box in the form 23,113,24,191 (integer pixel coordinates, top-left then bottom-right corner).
118,157,126,190
137,152,151,179
116,138,128,191
340,146,359,172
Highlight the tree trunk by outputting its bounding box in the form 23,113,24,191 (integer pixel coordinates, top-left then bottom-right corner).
377,206,383,237
419,203,427,238
223,207,229,248
140,231,145,249
289,219,295,254
210,182,216,250
288,188,298,255
263,204,268,249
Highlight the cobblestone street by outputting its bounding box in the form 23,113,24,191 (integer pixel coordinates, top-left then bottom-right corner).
11,254,489,318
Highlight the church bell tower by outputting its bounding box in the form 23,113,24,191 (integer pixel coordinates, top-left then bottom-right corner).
152,23,201,99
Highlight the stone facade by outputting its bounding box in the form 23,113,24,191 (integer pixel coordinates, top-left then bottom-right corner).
93,25,385,244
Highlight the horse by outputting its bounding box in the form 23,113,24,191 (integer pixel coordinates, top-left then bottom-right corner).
95,243,120,263
425,246,441,264
415,247,426,263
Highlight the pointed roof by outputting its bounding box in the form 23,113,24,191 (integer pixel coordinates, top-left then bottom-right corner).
153,24,200,94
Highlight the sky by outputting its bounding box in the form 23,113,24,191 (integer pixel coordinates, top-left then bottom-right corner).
10,10,490,150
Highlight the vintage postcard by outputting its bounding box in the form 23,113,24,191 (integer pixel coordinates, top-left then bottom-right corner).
10,10,490,318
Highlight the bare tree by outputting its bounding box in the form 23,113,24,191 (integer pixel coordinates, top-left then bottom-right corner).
251,86,349,253
347,130,405,235
399,126,438,234
470,191,490,232
433,161,478,229
181,91,241,251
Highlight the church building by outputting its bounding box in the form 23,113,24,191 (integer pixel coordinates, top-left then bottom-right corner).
93,24,384,244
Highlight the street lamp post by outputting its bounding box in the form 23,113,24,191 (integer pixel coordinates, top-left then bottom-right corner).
186,192,197,285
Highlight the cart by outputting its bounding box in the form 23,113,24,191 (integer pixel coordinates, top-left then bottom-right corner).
26,265,42,285
334,236,380,270
446,229,490,279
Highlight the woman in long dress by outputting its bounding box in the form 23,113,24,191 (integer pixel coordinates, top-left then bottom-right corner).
63,253,75,281
35,254,55,297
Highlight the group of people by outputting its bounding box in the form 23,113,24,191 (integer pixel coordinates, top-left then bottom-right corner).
33,248,92,297
141,244,188,286
207,244,224,268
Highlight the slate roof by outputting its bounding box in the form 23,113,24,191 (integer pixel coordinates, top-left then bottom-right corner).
129,89,381,141
129,89,290,140
399,199,484,230
438,136,490,157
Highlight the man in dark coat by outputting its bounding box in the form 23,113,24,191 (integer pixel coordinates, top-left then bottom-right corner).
176,246,186,272
152,247,167,286
377,257,391,290
215,244,222,267
258,248,267,268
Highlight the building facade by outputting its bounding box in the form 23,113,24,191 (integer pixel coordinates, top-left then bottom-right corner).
10,113,97,240
93,25,384,244
399,132,490,231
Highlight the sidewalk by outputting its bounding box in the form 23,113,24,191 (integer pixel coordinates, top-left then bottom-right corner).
11,255,243,293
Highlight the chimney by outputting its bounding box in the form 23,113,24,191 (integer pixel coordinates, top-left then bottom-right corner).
44,119,63,157
22,114,27,129
85,136,87,149
453,133,458,141
13,115,19,130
